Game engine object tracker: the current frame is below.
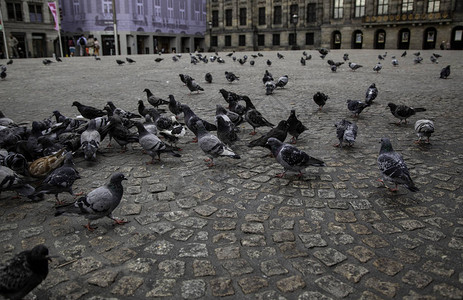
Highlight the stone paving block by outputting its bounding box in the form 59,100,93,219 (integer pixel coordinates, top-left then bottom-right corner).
276,275,306,293
222,259,253,276
209,277,234,297
278,206,305,217
238,276,269,294
402,270,433,289
241,222,265,234
158,259,185,278
125,258,157,273
362,235,390,248
315,275,354,298
299,233,328,248
272,230,295,242
334,263,369,283
261,259,289,276
181,279,206,299
422,260,455,277
335,211,357,223
103,247,137,264
213,220,237,231
170,228,194,241
87,270,119,287
373,257,404,276
350,224,372,235
392,248,421,263
178,243,208,257
72,256,103,275
365,277,399,298
292,258,325,275
146,279,176,297
297,291,333,300
347,246,375,263
313,248,347,266
241,234,266,247
215,245,240,260
110,276,144,296
193,205,218,216
372,223,402,234
144,240,174,255
50,281,88,300
433,283,463,299
193,259,216,277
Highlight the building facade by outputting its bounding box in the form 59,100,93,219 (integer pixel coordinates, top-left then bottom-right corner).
60,0,207,56
207,0,463,51
0,0,60,58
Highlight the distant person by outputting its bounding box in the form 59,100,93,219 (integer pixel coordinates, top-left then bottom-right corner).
94,38,100,56
68,38,75,57
8,34,19,58
87,35,95,56
77,35,87,56
440,41,445,50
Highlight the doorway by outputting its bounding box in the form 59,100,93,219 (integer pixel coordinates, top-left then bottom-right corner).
423,27,437,49
451,26,463,50
398,28,410,49
332,31,341,49
352,30,363,49
375,29,386,49
101,35,120,55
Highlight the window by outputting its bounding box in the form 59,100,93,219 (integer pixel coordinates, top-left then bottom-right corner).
259,7,265,25
290,4,298,19
211,36,218,47
272,34,280,46
73,0,80,15
239,8,246,26
6,2,23,21
355,0,365,17
377,0,389,15
402,0,413,13
29,4,43,23
258,34,265,46
225,35,231,47
307,4,316,23
168,0,173,19
225,9,232,26
306,32,314,45
180,1,185,20
212,10,219,27
427,0,440,12
274,6,282,24
137,0,144,15
288,33,296,46
333,0,343,19
154,0,161,17
239,35,246,46
103,0,112,14
194,1,200,21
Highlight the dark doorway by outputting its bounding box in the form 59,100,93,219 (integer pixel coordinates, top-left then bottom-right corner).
137,35,149,54
32,33,46,57
375,29,386,49
352,30,363,49
423,27,437,49
451,26,463,50
153,36,172,53
332,31,341,49
11,32,27,58
101,35,120,55
398,28,410,49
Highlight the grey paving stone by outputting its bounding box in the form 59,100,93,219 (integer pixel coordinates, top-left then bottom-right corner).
313,248,347,266
181,279,206,299
315,275,354,298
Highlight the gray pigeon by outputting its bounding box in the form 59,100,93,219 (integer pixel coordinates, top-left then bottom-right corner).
225,71,239,83
378,138,419,192
215,105,239,147
265,81,276,95
0,166,35,197
348,62,363,71
347,100,369,117
182,104,217,142
133,122,181,164
55,172,128,231
31,152,81,204
387,103,426,125
276,75,288,88
0,244,51,300
414,119,435,144
185,76,204,93
373,62,382,73
365,83,378,105
334,119,358,148
81,119,101,161
196,120,240,167
266,137,325,178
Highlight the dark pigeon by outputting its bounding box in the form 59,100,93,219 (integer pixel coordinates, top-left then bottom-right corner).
365,83,378,105
116,59,125,65
143,88,169,108
347,100,369,117
377,138,419,192
216,105,239,147
126,57,135,63
248,120,289,149
0,165,35,197
0,245,51,300
225,71,239,83
205,72,213,83
243,97,274,135
168,94,184,119
72,101,106,119
287,109,308,144
266,137,325,178
55,172,129,231
313,92,329,111
387,103,426,125
185,76,204,93
182,104,217,142
440,65,450,79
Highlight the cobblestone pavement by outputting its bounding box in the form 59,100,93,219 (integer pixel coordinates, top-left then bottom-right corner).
0,49,462,299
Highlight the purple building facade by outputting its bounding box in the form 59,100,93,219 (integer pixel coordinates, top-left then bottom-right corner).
60,0,207,55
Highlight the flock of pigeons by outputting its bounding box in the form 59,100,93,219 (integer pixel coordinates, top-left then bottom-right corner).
0,47,450,299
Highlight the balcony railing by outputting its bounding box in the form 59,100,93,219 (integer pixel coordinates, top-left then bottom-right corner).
363,12,451,24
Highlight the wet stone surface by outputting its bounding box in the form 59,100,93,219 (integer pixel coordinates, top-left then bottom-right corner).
0,50,462,299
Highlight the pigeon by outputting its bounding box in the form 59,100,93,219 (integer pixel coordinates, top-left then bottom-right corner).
0,69,6,80
250,60,255,66
106,101,141,120
262,70,274,84
377,138,419,192
28,148,67,178
215,105,239,147
42,59,53,65
318,48,329,56
0,244,51,300
334,119,358,148
104,115,139,151
430,55,438,64
330,65,337,72
141,115,158,136
55,56,61,62
244,98,274,135
133,122,181,164
248,120,289,149
6,59,13,65
167,94,184,119
225,71,239,83
373,62,382,73
0,151,28,176
391,56,399,66
258,52,264,57
413,56,423,64
300,57,306,66
348,62,362,71
182,104,217,142
287,109,308,144
266,137,325,178
327,60,344,67
137,100,157,118
205,72,213,83
440,65,450,79
217,57,225,63
172,56,178,62
196,120,240,167
126,57,136,63
143,88,169,107
365,83,378,105
343,53,349,61
72,101,106,119
0,165,35,197
185,76,204,93
276,75,288,88
226,51,234,57
81,119,101,161
401,51,407,57
313,92,329,111
116,59,125,65
432,53,442,58
265,81,276,95
378,54,385,60
37,136,63,156
347,100,369,118
158,118,185,147
55,172,128,231
413,51,420,56
179,74,194,85
32,152,81,204
414,119,435,144
266,59,272,66
277,52,284,59
387,103,426,124
228,99,247,116
94,56,101,61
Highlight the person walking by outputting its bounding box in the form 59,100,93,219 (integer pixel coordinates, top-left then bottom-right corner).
87,35,95,56
68,38,75,57
94,38,100,56
77,35,87,56
8,34,19,58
